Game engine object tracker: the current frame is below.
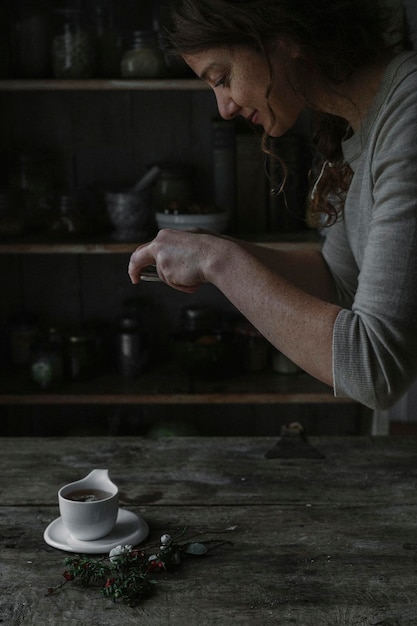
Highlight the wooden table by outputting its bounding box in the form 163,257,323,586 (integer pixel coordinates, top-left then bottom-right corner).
1,436,417,625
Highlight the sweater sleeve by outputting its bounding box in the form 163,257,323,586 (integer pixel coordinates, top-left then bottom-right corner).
322,72,417,410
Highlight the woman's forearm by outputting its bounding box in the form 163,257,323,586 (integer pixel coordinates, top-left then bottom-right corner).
205,239,341,386
238,240,338,302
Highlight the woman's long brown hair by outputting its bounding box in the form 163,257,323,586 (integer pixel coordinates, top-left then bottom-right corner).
163,0,405,226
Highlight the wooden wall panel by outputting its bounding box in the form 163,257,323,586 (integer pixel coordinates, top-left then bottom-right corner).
4,92,73,186
129,90,218,202
79,253,134,324
190,91,219,202
71,91,134,187
0,95,12,185
131,91,191,169
20,254,81,325
0,254,22,366
0,254,22,310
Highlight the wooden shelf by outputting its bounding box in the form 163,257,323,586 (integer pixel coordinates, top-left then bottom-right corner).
0,78,334,413
0,232,322,254
0,79,209,92
0,366,354,406
0,237,137,254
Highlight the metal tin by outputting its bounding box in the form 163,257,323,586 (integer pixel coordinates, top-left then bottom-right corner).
65,333,95,381
116,317,149,377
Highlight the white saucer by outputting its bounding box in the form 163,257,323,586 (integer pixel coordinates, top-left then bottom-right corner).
44,508,149,554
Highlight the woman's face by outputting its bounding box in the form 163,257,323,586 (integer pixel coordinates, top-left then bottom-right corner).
184,43,306,137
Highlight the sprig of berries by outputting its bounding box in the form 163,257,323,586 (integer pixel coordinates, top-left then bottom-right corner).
47,528,235,607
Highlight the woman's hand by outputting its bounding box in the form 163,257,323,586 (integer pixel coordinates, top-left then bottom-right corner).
128,228,220,293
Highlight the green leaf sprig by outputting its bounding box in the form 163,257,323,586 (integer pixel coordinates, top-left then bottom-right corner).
47,527,235,607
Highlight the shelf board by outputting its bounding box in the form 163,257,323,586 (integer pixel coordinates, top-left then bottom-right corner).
0,79,209,92
0,368,354,406
0,392,352,405
0,238,137,254
0,232,323,254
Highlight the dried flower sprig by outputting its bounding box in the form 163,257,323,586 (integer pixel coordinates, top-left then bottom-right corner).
47,526,235,607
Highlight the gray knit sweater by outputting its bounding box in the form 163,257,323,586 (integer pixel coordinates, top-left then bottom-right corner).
322,51,417,410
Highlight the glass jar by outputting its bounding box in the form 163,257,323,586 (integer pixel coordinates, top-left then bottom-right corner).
116,316,149,377
65,332,95,381
153,166,193,214
31,327,64,389
173,306,229,378
181,306,215,335
11,0,50,78
120,30,167,79
52,8,96,79
49,191,88,237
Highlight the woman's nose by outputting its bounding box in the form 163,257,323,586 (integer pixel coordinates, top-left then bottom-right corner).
215,92,241,120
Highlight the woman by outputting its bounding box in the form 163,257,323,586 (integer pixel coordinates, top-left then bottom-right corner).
128,0,417,410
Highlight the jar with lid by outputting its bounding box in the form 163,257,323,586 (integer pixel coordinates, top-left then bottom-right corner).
11,0,50,78
116,316,149,377
173,306,231,378
181,306,215,335
52,7,96,79
120,30,167,79
31,327,64,389
49,190,89,237
64,332,95,381
153,165,193,214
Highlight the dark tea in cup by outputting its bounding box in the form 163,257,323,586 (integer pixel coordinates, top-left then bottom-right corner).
65,489,113,502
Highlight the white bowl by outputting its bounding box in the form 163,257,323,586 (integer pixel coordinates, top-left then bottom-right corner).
155,211,229,233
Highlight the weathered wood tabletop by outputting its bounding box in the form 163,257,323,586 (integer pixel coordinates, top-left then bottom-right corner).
1,435,417,625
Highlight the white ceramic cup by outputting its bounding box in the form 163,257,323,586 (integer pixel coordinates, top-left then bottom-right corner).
58,469,119,541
